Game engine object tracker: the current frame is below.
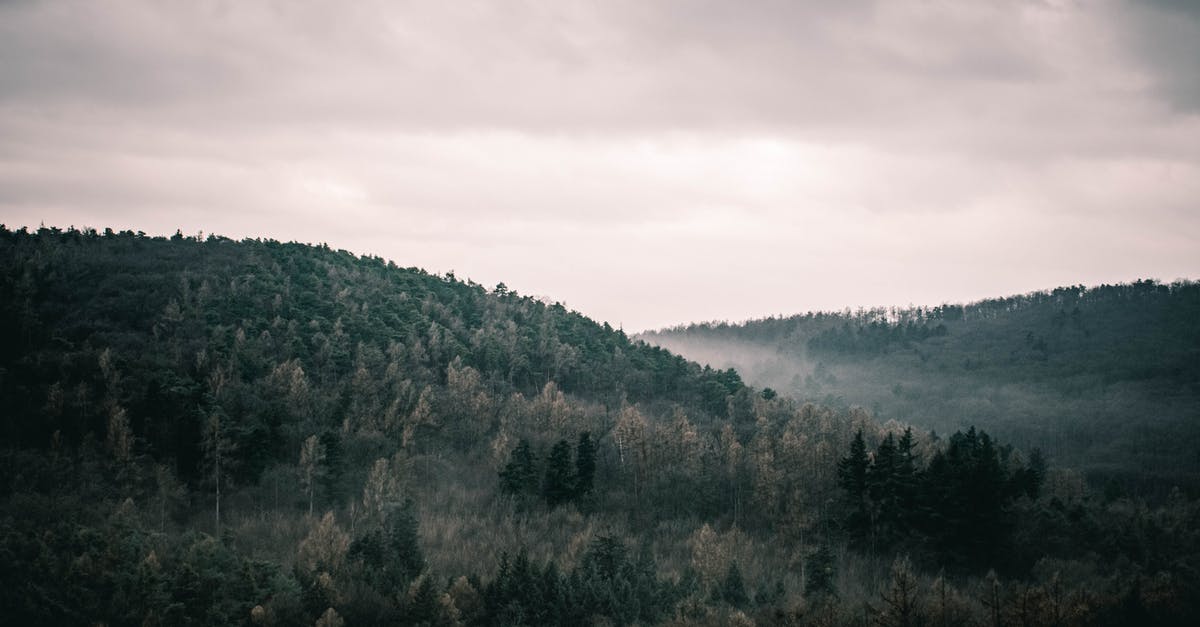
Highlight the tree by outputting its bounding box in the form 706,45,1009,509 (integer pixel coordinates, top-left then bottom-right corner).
201,411,235,534
805,544,837,599
499,439,538,497
837,429,870,537
574,431,596,499
361,457,403,525
297,511,350,577
299,435,326,517
347,499,425,592
542,439,575,506
896,427,919,508
719,562,749,608
870,432,900,542
315,607,344,627
614,404,650,507
878,555,923,627
407,574,439,624
152,464,186,532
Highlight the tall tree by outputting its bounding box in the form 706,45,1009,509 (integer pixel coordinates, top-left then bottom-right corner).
837,429,870,537
499,439,538,497
574,431,597,499
299,434,326,517
542,439,575,506
200,411,234,534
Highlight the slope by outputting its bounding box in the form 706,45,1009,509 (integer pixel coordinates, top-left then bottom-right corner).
642,281,1200,492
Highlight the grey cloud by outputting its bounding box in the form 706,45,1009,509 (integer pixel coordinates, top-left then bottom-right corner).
1117,0,1200,111
0,0,1197,330
0,1,1175,141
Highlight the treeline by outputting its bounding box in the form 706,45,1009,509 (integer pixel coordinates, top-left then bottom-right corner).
807,321,948,355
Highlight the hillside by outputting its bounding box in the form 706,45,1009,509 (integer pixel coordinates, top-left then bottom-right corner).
2,226,1198,626
642,282,1200,492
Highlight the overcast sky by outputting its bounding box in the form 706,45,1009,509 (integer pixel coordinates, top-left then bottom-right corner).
2,0,1198,330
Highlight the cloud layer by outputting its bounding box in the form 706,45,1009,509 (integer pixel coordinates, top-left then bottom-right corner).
2,0,1198,330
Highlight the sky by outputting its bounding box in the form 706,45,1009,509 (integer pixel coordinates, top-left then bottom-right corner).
2,0,1198,331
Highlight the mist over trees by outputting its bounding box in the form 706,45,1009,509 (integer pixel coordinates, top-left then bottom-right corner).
642,281,1200,495
2,225,1198,625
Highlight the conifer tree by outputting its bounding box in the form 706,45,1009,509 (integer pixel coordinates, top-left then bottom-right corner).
574,431,596,499
543,439,575,506
719,562,749,608
499,439,539,497
805,544,838,599
407,575,439,625
837,429,870,536
870,432,900,541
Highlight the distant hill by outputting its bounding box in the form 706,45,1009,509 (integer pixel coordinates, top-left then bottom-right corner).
642,281,1200,491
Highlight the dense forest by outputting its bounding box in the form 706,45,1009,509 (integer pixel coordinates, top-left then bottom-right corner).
642,282,1200,496
2,226,1198,626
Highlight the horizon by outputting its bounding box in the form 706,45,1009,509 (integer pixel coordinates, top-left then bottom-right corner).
8,221,1192,334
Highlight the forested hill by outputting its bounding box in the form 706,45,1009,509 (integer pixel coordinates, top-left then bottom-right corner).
642,281,1200,490
3,226,1199,626
0,225,746,459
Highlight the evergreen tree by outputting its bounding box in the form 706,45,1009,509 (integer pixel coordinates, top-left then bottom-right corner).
805,544,838,599
837,429,870,537
543,439,575,506
870,432,900,542
895,427,919,533
407,575,439,625
574,431,596,499
719,562,749,608
499,439,538,497
347,499,425,590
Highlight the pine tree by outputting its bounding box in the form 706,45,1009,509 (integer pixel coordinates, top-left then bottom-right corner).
407,575,439,625
499,439,538,496
388,499,426,582
805,543,837,599
543,439,575,506
837,429,870,537
870,432,900,542
574,431,597,499
896,428,919,500
719,562,749,608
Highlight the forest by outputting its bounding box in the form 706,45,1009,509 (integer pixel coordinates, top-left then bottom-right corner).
642,281,1200,497
1,225,1198,626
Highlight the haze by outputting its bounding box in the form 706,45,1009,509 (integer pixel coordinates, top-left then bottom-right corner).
2,0,1198,331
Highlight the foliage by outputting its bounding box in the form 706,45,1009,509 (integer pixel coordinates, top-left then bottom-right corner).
1,226,1199,625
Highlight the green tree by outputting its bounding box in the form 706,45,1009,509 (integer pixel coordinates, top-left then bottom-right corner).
837,429,870,537
543,439,575,506
805,544,838,599
719,562,749,608
200,410,235,534
499,439,538,497
574,431,597,499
